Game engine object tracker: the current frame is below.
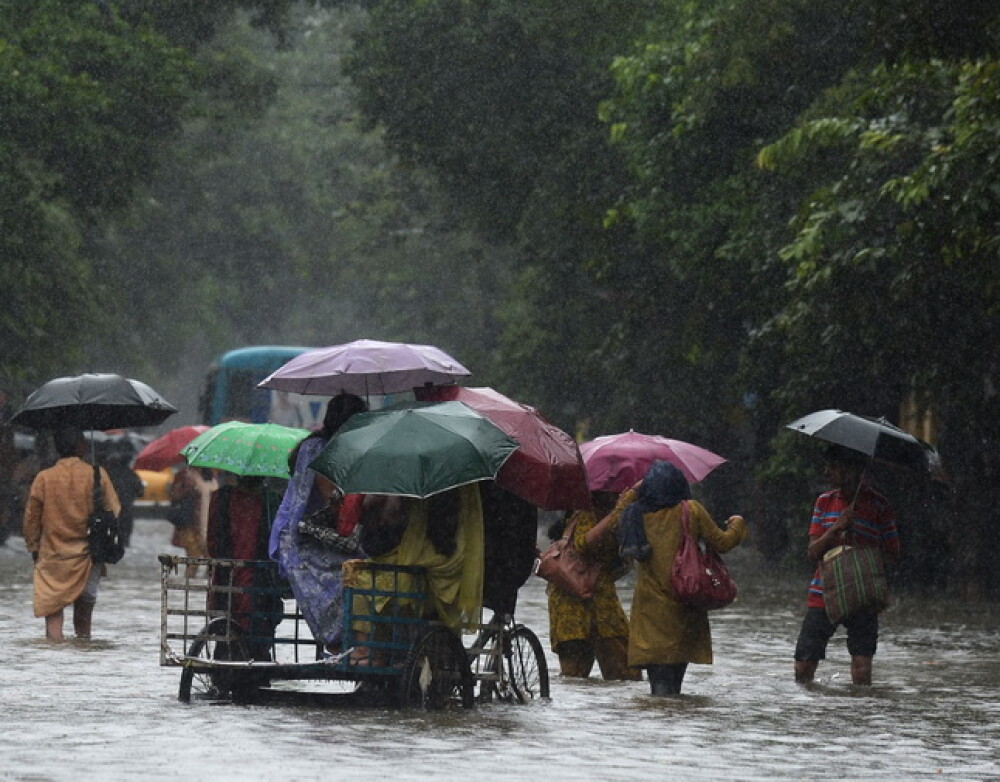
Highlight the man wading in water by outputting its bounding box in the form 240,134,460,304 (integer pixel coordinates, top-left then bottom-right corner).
793,445,900,686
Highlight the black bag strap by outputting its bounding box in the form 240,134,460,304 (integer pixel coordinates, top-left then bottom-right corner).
91,464,104,514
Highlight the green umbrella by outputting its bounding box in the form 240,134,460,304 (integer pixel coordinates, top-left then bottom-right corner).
180,421,310,479
309,401,519,498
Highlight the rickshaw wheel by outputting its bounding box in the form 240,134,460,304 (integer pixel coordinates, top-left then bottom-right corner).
506,625,549,702
398,626,474,710
178,618,252,704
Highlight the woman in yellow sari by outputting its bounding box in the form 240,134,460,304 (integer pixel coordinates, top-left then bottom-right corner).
347,483,484,663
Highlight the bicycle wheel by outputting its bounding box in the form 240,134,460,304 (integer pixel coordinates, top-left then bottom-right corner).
399,626,474,710
507,625,549,702
178,618,252,703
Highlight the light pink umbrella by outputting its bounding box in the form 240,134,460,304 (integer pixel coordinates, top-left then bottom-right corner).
256,339,471,396
579,430,727,492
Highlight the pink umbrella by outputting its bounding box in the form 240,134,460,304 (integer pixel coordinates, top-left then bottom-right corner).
256,339,471,396
579,430,727,492
133,425,210,471
415,385,591,510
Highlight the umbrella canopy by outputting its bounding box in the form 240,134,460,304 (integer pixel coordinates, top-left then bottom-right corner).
256,339,471,396
415,385,591,510
579,430,727,492
180,421,310,479
785,409,929,470
134,425,209,472
11,373,177,431
310,400,519,498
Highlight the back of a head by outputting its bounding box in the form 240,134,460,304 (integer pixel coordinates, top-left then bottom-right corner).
824,444,868,471
52,428,83,459
321,393,369,437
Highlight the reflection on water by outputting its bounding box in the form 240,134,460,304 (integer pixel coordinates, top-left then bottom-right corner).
1,520,998,780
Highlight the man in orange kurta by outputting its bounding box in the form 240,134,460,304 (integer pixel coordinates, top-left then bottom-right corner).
23,429,120,640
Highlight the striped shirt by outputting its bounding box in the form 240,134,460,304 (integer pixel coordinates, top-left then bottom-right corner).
807,487,899,608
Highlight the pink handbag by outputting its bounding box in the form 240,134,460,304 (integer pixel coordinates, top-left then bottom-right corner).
534,519,601,600
670,501,737,610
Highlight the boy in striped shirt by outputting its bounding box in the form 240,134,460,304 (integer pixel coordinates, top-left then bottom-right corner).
793,445,900,685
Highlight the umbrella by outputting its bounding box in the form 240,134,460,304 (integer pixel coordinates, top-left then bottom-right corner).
10,373,177,431
785,409,929,470
415,385,591,510
579,430,727,492
309,400,519,498
180,421,310,479
134,425,210,471
256,339,471,396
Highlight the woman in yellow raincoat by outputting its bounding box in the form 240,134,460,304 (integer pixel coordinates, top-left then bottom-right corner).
23,428,120,640
588,460,746,695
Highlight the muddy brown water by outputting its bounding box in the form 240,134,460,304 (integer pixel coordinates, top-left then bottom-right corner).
1,518,998,781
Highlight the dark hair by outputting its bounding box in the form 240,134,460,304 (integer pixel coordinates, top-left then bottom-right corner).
287,392,369,473
823,444,868,469
426,489,461,557
52,428,83,458
319,393,369,439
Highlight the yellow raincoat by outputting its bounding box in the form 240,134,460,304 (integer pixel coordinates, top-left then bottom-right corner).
627,500,746,667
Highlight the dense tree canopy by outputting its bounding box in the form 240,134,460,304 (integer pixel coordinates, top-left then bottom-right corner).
3,0,998,592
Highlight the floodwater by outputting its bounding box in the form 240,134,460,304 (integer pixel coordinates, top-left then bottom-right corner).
1,519,998,781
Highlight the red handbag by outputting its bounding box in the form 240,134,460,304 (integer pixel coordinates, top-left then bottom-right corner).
534,519,601,600
670,501,737,610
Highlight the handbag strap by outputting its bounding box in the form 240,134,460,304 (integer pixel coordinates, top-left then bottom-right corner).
678,500,691,538
91,464,104,513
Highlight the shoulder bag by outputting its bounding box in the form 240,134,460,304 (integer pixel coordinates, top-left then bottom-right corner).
89,464,125,565
534,518,601,600
820,543,889,624
670,500,737,610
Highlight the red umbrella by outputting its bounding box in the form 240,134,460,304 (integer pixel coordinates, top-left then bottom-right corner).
415,385,591,511
579,430,727,492
133,425,210,471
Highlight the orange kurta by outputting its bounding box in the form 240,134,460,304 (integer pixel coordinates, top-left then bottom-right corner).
23,457,121,617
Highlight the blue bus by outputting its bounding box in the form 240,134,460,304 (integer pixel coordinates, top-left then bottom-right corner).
198,346,328,429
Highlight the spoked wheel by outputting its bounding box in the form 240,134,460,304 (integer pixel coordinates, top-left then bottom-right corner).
506,625,549,703
398,626,474,710
178,618,252,704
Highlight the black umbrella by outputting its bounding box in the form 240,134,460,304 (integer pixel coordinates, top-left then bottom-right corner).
785,408,930,471
11,373,177,431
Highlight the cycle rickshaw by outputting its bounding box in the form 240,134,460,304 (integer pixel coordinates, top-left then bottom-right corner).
159,487,550,709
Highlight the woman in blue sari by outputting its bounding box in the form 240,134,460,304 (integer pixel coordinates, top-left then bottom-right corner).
269,393,367,652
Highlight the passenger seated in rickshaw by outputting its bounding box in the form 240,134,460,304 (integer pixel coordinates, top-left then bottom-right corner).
345,483,485,665
479,483,538,619
206,474,286,661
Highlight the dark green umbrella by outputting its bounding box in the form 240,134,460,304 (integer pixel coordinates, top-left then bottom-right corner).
309,401,519,498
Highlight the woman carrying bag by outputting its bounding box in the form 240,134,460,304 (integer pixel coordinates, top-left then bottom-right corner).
587,460,747,695
545,491,641,681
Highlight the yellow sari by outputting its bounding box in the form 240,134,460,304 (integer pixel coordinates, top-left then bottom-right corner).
349,483,484,633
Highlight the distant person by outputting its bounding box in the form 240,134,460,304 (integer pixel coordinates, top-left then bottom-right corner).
479,482,538,620
793,444,900,686
22,428,121,640
167,465,212,563
546,491,640,681
103,456,143,547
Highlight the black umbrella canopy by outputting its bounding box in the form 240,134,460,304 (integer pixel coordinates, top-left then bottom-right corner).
786,409,929,471
11,373,177,431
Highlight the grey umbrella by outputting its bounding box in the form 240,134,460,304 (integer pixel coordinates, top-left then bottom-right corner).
786,408,930,470
11,373,177,431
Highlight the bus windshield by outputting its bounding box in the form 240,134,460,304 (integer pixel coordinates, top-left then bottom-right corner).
198,346,328,429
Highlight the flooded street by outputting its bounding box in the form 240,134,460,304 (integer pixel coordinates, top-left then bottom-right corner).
1,518,998,781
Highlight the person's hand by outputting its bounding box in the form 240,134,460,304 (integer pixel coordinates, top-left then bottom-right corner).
833,507,854,533
728,514,744,525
